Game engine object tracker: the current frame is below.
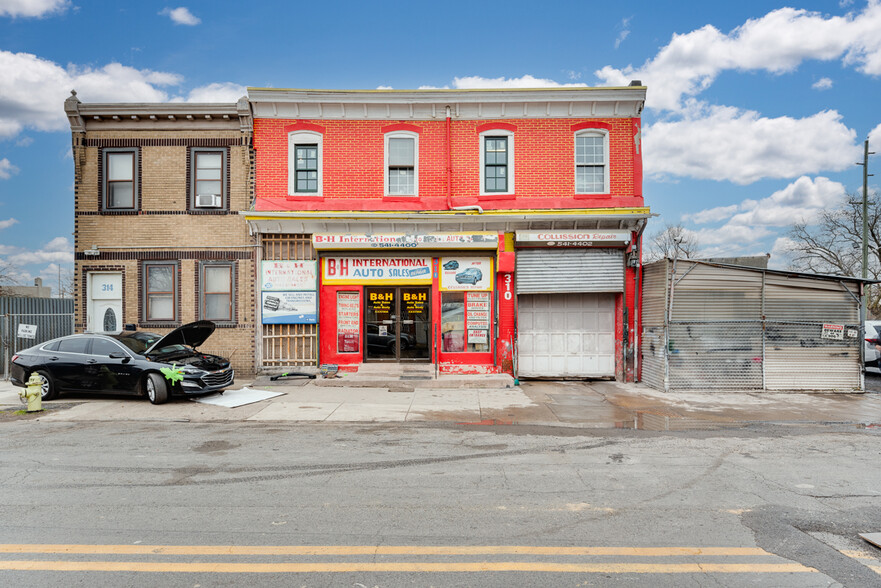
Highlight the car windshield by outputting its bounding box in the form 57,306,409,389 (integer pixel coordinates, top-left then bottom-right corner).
111,332,162,354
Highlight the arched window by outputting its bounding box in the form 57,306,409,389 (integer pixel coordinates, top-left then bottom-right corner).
384,131,419,196
288,131,323,195
574,129,609,194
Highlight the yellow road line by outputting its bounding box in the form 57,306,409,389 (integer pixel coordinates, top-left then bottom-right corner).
0,544,771,557
0,560,818,574
839,550,881,575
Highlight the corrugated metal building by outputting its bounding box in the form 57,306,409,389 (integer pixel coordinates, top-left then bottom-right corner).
640,259,867,392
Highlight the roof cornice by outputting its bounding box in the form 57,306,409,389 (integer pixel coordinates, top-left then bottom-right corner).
248,86,646,121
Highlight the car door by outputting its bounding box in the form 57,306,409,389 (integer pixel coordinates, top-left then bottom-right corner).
88,337,141,393
52,336,93,390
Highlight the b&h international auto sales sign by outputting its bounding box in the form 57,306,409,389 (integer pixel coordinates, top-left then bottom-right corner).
321,256,433,285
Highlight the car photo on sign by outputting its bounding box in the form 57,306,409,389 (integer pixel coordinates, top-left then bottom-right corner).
439,257,493,291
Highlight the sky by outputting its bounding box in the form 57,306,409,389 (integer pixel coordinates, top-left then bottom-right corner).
0,0,880,295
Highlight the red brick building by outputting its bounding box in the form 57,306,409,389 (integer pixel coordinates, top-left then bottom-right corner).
245,86,649,381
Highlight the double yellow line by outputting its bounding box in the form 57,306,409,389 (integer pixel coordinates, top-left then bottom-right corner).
0,544,818,574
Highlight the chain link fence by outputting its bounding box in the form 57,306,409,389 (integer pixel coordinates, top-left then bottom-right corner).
1,311,74,380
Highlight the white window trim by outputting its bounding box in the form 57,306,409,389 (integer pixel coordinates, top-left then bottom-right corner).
574,129,610,195
479,129,514,196
288,131,323,196
384,131,419,196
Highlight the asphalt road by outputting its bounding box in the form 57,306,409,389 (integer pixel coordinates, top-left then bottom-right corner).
2,420,881,587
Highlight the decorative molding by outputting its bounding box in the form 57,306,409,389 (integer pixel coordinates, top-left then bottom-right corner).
571,121,612,132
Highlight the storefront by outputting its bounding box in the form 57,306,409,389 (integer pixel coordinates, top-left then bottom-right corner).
313,233,507,373
513,230,632,378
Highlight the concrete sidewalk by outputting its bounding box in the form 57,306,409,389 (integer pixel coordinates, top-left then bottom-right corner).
3,372,881,430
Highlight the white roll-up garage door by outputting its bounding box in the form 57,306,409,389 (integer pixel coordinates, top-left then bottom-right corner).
517,293,616,378
516,248,623,294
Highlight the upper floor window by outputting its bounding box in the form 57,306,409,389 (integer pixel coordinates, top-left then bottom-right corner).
143,261,178,324
575,130,609,194
385,132,418,196
103,148,138,210
479,130,514,195
200,261,234,323
288,131,323,195
191,148,227,209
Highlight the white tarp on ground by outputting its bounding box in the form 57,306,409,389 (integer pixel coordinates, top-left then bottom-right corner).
192,387,285,408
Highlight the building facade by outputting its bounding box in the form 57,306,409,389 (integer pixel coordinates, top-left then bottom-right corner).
65,92,257,375
245,86,648,380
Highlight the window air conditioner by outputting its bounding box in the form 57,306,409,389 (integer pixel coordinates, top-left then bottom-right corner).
196,193,221,208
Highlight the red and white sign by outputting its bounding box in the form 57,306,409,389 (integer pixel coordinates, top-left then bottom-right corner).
313,232,498,250
821,323,844,340
261,261,317,291
514,230,631,247
468,329,488,344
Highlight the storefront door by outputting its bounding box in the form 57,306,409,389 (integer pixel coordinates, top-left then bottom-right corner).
364,286,431,362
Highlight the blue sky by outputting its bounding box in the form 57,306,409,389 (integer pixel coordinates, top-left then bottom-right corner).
0,0,879,294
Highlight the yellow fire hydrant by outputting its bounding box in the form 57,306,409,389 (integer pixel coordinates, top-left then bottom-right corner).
20,372,43,412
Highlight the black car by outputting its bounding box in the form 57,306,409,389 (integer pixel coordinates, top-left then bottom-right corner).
10,321,233,405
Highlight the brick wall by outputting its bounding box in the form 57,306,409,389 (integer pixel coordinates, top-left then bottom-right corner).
73,128,257,376
254,117,640,208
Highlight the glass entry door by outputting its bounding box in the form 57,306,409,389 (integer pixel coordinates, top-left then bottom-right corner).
365,286,430,362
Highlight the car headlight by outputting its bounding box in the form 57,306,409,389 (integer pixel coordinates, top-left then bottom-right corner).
179,365,206,375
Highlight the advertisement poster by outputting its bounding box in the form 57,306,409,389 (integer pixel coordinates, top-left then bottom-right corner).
337,292,360,353
322,257,432,284
468,329,488,344
313,232,499,250
439,257,494,291
262,292,317,324
261,261,318,291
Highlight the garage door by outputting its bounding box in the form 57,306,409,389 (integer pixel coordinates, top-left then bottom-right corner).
517,293,615,378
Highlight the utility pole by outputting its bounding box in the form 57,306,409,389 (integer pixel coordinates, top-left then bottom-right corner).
858,139,874,324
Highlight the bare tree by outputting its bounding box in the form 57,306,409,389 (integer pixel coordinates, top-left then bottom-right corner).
0,260,18,296
644,222,701,262
787,190,881,316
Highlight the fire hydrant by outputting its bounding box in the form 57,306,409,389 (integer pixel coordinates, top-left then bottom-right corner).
20,372,43,412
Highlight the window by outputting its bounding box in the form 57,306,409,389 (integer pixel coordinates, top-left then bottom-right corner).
288,131,323,195
440,292,491,353
91,337,126,357
479,130,514,195
57,337,90,354
200,262,234,323
103,149,137,209
575,130,609,194
143,262,178,323
191,148,227,209
385,133,418,196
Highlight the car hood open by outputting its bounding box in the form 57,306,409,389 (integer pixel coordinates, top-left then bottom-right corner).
145,320,216,354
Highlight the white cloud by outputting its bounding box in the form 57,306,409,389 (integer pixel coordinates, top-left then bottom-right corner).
5,236,73,266
869,123,881,155
685,176,844,235
160,7,200,26
452,75,587,89
0,158,18,179
682,204,739,224
812,77,833,90
694,224,774,247
182,82,246,102
643,106,859,184
0,0,69,18
595,3,881,112
0,51,179,138
0,218,18,230
615,17,632,49
15,135,33,147
376,85,394,90
0,50,242,140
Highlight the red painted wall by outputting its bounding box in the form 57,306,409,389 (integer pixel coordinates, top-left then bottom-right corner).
253,117,643,211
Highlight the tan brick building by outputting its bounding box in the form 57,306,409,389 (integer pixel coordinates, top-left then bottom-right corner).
65,91,256,376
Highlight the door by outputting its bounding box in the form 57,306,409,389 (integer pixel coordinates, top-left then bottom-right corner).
364,286,430,362
517,293,616,377
88,272,123,332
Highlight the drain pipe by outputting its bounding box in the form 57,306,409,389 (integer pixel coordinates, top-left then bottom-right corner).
445,106,453,210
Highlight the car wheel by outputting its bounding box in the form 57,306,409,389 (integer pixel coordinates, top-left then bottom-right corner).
145,372,169,405
36,370,58,401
